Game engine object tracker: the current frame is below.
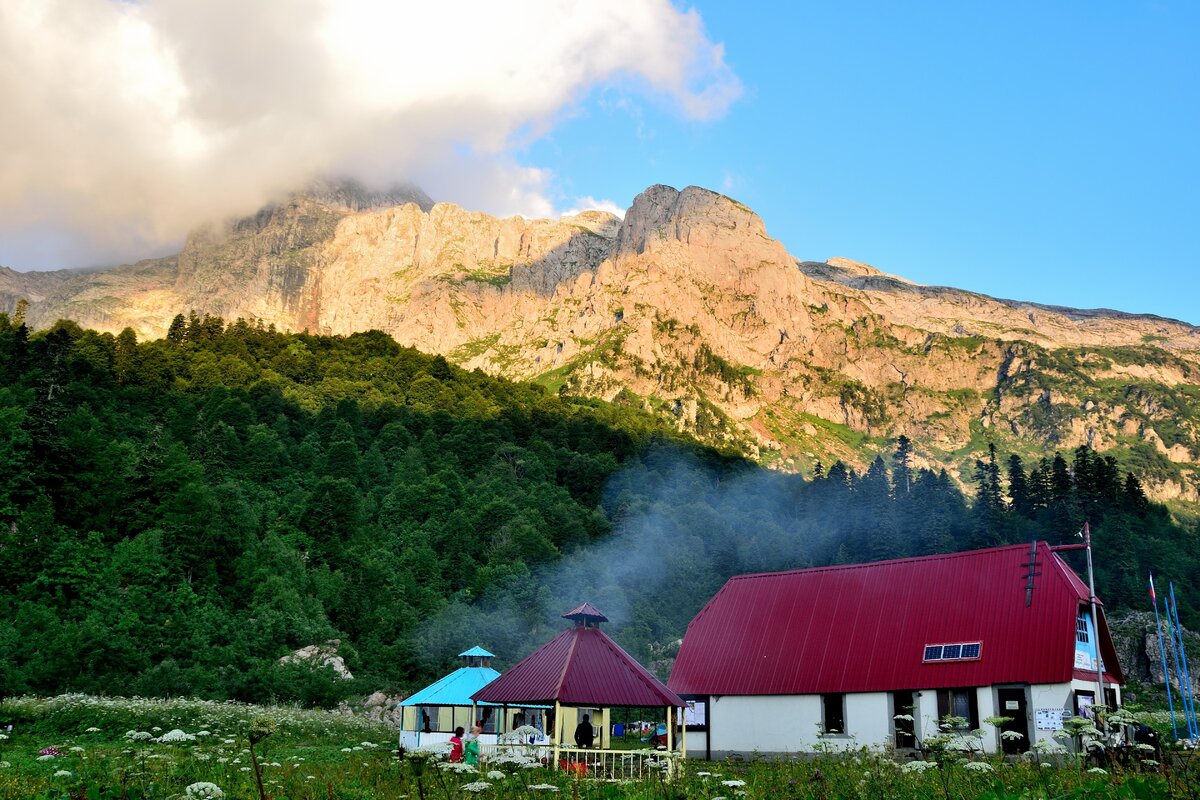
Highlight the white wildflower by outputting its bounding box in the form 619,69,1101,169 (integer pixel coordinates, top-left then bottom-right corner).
461,781,492,793
195,730,212,737
901,760,937,774
151,727,162,732
340,747,353,753
1000,731,1024,740
527,785,560,792
222,739,236,745
84,728,100,733
486,771,506,780
360,741,377,748
963,762,994,772
125,731,152,741
0,761,9,768
54,770,73,778
721,780,746,787
185,781,226,799
0,734,8,741
441,762,478,774
1088,767,1107,775
696,771,712,777
1134,743,1156,752
69,746,85,752
1141,759,1159,767
893,714,914,722
37,755,57,761
239,766,251,772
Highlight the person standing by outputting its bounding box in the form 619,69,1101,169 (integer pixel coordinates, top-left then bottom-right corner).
574,714,595,748
464,723,482,765
449,727,465,763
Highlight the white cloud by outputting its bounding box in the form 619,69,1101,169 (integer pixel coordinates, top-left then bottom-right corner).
0,0,739,267
559,197,627,219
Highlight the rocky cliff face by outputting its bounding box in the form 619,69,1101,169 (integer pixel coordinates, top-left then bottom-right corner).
4,182,1199,500
1109,612,1200,699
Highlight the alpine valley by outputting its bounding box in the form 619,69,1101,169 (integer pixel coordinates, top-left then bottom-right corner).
3,181,1198,504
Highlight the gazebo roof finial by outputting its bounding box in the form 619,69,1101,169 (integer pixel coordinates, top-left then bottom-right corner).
562,602,608,625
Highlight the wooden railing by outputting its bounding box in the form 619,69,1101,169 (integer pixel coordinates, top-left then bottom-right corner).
480,743,682,780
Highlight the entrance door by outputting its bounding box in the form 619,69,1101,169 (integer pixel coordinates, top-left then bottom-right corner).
996,688,1030,754
892,691,917,749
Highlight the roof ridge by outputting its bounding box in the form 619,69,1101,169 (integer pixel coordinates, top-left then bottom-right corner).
553,627,582,699
727,542,1042,582
588,628,681,705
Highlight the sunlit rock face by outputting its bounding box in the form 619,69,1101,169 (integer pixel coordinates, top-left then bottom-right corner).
4,181,1199,501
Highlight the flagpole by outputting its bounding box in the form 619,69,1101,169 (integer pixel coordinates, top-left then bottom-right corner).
1150,574,1179,740
1168,583,1198,740
1164,587,1191,740
1082,523,1106,725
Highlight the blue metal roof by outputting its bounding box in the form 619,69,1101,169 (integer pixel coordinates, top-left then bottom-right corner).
398,666,501,707
458,646,495,658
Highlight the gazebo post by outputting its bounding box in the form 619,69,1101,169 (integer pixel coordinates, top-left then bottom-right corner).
666,705,673,752
553,701,563,770
681,710,687,759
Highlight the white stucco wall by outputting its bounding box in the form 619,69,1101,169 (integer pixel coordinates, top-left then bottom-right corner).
708,693,893,755
845,693,891,748
1029,682,1075,749
704,682,1117,757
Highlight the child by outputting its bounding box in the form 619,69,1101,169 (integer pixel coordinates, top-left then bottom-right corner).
464,723,482,765
449,726,465,763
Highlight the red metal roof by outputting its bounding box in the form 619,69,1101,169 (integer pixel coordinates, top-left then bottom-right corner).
668,542,1124,696
472,624,685,708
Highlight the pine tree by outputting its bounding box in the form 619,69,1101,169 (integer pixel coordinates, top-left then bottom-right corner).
1007,454,1032,517
166,314,187,344
893,435,913,494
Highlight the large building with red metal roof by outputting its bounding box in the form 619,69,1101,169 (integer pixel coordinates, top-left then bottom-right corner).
668,542,1122,757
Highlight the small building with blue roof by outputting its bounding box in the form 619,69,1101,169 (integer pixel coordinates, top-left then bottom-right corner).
398,646,548,750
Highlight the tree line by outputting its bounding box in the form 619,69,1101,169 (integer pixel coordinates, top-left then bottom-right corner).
0,311,1193,704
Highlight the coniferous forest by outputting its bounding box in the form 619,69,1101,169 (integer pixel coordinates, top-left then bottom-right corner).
0,311,1195,706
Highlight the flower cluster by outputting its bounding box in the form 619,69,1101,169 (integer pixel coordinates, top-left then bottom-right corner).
900,760,937,774
461,781,493,792
185,782,226,799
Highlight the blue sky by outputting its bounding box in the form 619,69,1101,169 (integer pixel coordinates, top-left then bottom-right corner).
527,1,1199,323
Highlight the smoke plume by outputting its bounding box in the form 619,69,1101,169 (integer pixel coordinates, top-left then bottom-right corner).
0,0,739,268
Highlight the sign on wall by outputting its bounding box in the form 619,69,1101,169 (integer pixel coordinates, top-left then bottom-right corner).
1035,708,1067,730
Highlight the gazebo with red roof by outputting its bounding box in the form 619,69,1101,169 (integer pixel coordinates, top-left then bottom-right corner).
473,603,686,767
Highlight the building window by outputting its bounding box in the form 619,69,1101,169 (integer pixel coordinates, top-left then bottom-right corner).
1076,612,1091,644
821,693,846,734
936,688,979,730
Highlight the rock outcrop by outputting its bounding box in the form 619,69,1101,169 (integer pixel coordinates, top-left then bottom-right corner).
4,181,1199,501
278,639,354,680
1109,611,1199,697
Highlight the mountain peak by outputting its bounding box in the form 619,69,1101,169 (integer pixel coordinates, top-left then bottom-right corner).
615,184,769,258
295,178,434,213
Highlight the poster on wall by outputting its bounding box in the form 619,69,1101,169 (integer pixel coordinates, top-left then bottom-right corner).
1035,708,1067,730
684,700,706,729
